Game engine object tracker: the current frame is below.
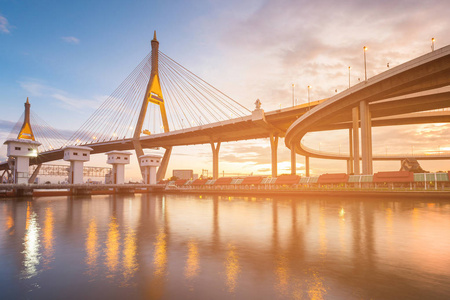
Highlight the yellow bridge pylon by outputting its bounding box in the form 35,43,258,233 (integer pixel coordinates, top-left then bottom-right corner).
133,31,172,181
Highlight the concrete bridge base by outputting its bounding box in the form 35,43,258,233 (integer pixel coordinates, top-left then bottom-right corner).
14,188,33,197
71,188,92,196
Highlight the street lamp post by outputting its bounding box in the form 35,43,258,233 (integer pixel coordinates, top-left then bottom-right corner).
292,83,295,107
363,46,368,81
307,85,311,110
348,66,351,88
431,38,435,51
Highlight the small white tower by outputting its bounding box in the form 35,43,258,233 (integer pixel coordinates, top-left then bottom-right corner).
63,146,93,184
3,139,41,184
140,154,162,184
105,151,132,184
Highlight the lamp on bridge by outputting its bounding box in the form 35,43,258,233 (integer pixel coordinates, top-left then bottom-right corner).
307,85,312,110
63,146,93,184
105,151,132,184
363,46,368,81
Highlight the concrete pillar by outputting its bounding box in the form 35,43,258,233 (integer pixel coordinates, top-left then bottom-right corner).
360,101,373,175
210,142,221,180
139,154,162,184
156,146,172,181
290,142,296,175
106,151,132,184
269,133,278,177
352,107,360,175
368,111,373,174
348,128,354,174
305,156,310,177
63,146,93,184
4,139,41,184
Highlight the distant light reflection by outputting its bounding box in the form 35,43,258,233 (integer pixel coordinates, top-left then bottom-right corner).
105,216,120,276
153,229,167,277
22,204,41,279
42,207,54,267
275,255,289,296
5,207,14,235
225,244,240,293
86,218,99,277
122,227,138,286
185,240,199,279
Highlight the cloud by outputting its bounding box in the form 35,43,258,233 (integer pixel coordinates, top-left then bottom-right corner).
61,36,80,44
19,80,104,111
0,14,11,34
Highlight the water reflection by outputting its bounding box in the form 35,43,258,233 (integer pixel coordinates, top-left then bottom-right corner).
5,205,14,235
105,216,120,277
122,227,138,286
85,218,99,278
1,195,450,299
22,202,41,279
225,243,240,293
275,254,289,296
153,228,167,277
42,207,54,267
184,240,199,279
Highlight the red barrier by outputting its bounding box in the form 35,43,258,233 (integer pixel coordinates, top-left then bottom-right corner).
214,177,233,185
275,175,301,185
318,173,349,184
241,176,264,185
191,179,208,186
373,171,414,183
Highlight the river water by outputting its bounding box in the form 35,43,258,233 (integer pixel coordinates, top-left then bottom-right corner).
1,194,450,299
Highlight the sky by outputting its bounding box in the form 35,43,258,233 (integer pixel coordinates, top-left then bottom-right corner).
1,0,450,181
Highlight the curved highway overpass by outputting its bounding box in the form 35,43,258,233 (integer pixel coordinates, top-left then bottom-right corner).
285,45,450,174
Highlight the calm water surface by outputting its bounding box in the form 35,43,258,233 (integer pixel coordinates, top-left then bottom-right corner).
1,194,450,299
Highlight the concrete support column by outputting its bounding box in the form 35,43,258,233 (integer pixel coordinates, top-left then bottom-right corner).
269,133,278,177
360,101,373,175
69,161,84,184
211,142,221,180
352,107,360,175
290,142,296,175
139,154,162,185
368,111,373,174
157,146,172,181
63,146,93,184
348,128,354,174
305,156,310,177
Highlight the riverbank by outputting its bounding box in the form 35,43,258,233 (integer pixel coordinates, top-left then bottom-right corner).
1,186,449,199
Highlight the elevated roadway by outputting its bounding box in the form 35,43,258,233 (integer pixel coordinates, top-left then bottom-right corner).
285,45,450,174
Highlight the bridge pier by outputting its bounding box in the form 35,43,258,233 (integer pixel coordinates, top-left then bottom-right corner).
290,142,296,175
270,133,278,177
157,147,172,181
352,107,360,175
305,156,310,177
211,142,221,180
360,101,373,174
348,128,354,174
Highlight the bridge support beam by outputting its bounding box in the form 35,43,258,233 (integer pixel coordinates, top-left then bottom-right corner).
28,164,41,184
305,156,310,177
290,142,296,175
157,147,172,181
270,133,278,177
348,128,354,174
352,107,360,175
360,101,373,175
211,142,221,180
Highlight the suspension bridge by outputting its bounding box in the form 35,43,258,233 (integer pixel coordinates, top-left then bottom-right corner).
1,32,450,184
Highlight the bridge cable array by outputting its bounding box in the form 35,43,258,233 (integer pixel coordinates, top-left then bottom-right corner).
67,50,251,145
